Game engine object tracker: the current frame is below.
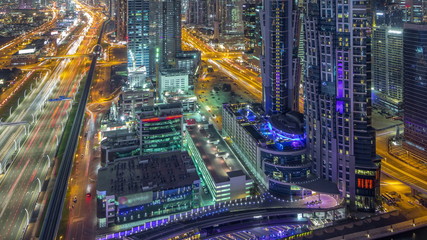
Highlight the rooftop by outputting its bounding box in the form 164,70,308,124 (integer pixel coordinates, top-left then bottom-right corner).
187,124,249,183
224,103,306,152
136,103,183,119
97,151,199,196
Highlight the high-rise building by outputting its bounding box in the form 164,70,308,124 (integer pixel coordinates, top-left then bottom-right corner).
305,0,380,212
19,0,33,9
372,26,404,114
403,23,427,157
152,0,182,68
187,0,209,26
215,0,244,37
127,0,182,76
115,0,127,41
243,1,262,53
127,0,150,73
260,0,294,114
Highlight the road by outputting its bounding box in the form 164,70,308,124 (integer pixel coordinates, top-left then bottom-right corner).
0,2,101,240
39,1,106,239
376,129,427,194
182,28,262,101
61,21,117,240
0,8,59,66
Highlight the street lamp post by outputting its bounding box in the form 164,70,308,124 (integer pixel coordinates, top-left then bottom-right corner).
24,208,29,225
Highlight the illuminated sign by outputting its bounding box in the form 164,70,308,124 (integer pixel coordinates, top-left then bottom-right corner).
141,115,182,122
357,178,374,189
118,191,153,208
18,48,36,54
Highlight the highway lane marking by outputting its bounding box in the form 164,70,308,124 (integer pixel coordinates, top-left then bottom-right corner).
0,159,30,219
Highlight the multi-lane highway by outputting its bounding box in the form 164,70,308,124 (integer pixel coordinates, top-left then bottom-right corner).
182,28,262,101
376,129,427,194
0,2,102,239
39,2,106,239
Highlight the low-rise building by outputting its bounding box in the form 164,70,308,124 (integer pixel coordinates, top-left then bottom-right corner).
186,124,253,202
158,69,189,97
96,151,200,227
135,103,184,154
100,129,139,163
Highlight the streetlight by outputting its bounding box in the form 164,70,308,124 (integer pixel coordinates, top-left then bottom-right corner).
24,208,29,225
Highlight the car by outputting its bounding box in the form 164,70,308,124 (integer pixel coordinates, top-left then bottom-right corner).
73,196,77,203
86,193,91,198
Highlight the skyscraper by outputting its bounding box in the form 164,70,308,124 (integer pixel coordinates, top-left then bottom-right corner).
403,23,427,157
260,0,294,114
243,1,262,53
115,0,127,41
215,0,245,38
372,26,403,114
127,0,182,76
187,0,209,26
127,0,150,73
305,0,380,211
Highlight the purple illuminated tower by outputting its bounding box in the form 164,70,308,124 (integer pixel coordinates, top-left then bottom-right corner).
304,0,380,212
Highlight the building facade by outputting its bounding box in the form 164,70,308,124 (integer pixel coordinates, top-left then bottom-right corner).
135,103,184,154
304,0,380,212
260,0,296,114
127,0,182,76
222,104,339,197
186,124,253,202
372,26,404,114
127,0,150,73
403,23,427,157
96,151,200,227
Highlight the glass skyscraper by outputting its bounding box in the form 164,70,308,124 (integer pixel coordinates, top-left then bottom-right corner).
403,23,427,157
127,0,150,73
372,26,404,114
260,0,294,114
127,0,182,76
304,0,380,212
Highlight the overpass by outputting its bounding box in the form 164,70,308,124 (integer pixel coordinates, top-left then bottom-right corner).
126,206,346,240
40,54,90,59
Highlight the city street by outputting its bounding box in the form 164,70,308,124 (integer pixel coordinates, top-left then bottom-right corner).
182,28,262,101
377,129,427,194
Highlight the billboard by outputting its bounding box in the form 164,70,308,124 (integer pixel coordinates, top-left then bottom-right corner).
118,191,153,209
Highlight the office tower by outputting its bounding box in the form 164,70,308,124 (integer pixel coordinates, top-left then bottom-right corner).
153,0,182,68
187,0,209,26
260,0,294,114
403,23,427,157
243,1,262,53
115,0,127,41
127,0,182,77
305,1,380,211
406,0,427,23
216,0,244,37
372,26,403,114
127,0,150,74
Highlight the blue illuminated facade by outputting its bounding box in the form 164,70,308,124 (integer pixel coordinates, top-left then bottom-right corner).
223,104,314,196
